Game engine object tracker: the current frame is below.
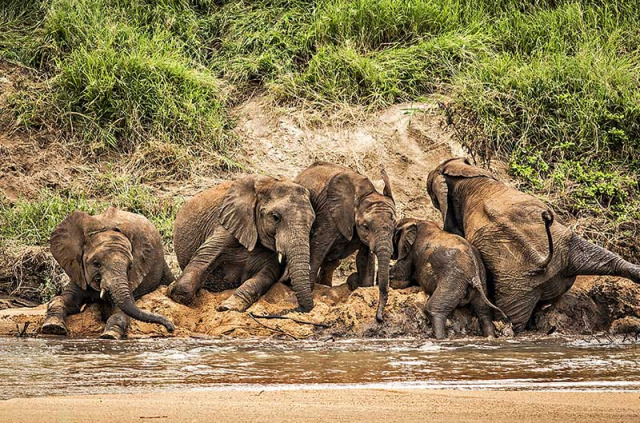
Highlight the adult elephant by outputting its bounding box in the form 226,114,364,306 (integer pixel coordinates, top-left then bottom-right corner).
41,207,175,339
295,162,396,322
426,157,640,332
169,175,316,312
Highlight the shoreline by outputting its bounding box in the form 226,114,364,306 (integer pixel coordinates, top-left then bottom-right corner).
1,388,639,423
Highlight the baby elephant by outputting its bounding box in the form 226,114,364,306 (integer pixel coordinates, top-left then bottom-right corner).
41,207,175,339
391,218,505,339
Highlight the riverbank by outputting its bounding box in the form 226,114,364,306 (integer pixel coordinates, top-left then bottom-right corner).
2,389,639,423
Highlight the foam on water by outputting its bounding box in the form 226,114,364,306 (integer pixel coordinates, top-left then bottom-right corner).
0,336,639,399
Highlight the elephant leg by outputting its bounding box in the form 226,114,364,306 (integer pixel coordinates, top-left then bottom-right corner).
567,234,640,282
100,308,130,340
317,259,340,287
358,246,375,287
471,295,496,338
425,283,464,340
160,259,175,286
170,226,231,305
218,259,281,312
495,286,541,334
41,284,87,336
308,216,340,286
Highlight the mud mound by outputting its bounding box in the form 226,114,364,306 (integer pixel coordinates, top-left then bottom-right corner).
2,275,639,339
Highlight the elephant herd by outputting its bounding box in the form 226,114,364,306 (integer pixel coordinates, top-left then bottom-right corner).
40,159,640,340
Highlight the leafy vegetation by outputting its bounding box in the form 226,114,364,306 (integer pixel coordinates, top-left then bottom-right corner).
1,0,639,259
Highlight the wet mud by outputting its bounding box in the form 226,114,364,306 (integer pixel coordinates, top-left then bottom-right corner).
1,275,639,339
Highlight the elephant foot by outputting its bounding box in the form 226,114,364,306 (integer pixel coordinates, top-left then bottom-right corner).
390,279,411,289
346,273,359,291
168,282,196,306
40,316,68,336
100,328,125,340
217,295,250,312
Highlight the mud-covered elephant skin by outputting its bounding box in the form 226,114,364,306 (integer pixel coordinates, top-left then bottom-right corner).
427,157,640,332
295,162,396,322
41,207,175,339
391,218,505,339
169,176,316,312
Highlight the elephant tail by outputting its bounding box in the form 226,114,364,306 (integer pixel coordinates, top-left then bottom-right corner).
526,210,555,276
469,252,509,321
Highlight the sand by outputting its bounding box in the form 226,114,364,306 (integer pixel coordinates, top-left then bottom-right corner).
1,389,639,423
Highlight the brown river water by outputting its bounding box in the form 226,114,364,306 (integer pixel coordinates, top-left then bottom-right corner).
0,336,639,399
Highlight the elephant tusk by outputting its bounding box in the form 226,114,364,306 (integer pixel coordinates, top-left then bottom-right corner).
278,253,283,264
100,289,107,300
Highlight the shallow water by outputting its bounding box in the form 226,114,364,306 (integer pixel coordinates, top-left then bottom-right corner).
1,336,639,399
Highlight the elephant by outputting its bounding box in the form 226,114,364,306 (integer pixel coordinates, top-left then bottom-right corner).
391,218,505,339
426,157,640,332
41,206,176,339
295,162,396,322
168,175,316,312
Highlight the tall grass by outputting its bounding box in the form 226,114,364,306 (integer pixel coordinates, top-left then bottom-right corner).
1,0,639,256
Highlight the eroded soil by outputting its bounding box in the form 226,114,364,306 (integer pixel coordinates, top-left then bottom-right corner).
1,63,639,339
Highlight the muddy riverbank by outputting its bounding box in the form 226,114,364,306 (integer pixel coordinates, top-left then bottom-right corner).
1,274,639,339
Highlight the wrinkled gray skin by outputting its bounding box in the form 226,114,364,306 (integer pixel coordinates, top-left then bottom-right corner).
295,162,396,322
41,207,175,339
391,218,505,339
169,176,316,312
427,157,640,332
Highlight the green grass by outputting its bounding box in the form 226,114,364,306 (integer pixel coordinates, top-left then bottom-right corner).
0,179,182,248
1,0,639,259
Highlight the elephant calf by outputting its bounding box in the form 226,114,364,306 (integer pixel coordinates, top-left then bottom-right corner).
295,162,396,322
169,175,316,312
391,218,504,339
427,158,640,333
41,207,175,339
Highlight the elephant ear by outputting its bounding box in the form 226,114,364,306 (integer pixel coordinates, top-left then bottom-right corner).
426,170,449,224
380,167,394,203
218,176,266,251
441,157,496,180
396,221,417,261
50,211,92,290
326,172,356,240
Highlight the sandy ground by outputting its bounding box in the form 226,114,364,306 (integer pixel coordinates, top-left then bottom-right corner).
1,389,639,423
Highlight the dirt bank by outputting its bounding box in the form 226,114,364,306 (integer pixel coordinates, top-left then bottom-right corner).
2,62,640,339
1,273,639,339
2,389,639,423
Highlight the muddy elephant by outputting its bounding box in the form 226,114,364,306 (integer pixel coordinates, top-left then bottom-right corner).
391,218,505,339
295,162,396,322
427,157,640,332
41,207,175,339
169,175,316,312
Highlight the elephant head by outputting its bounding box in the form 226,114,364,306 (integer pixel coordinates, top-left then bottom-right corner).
392,218,418,262
426,157,496,234
50,209,175,332
327,168,396,321
219,176,316,311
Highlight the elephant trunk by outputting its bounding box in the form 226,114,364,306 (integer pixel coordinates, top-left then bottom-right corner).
375,242,392,322
103,271,175,332
284,237,314,312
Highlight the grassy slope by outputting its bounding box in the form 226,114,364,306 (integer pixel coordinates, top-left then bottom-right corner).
1,1,639,263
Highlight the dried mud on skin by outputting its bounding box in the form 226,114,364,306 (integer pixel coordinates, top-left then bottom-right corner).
1,275,639,339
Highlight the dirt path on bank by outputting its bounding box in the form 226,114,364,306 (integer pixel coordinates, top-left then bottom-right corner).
2,389,639,423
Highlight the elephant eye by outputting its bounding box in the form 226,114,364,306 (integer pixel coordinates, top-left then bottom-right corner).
272,212,281,224
363,223,370,231
93,261,101,268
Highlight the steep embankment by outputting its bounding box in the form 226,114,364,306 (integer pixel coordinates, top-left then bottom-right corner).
1,1,640,338
2,90,640,338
